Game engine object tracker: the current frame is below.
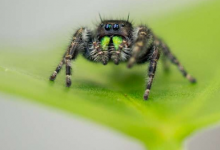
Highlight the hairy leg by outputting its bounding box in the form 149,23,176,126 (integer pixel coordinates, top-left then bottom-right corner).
128,25,153,68
65,28,90,87
49,28,91,86
49,57,66,81
144,47,160,100
161,42,196,83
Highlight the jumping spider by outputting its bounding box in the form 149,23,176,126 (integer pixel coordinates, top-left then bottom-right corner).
49,17,196,100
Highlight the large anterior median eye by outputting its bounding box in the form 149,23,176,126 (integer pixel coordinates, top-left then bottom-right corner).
105,24,112,31
101,36,110,50
113,24,119,30
112,36,123,50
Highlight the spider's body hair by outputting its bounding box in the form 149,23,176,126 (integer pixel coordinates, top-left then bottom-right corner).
81,28,91,42
50,19,196,100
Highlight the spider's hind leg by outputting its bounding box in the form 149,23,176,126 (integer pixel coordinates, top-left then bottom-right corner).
160,42,196,83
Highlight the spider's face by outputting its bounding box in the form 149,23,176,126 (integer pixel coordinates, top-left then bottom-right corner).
97,20,133,39
90,20,133,65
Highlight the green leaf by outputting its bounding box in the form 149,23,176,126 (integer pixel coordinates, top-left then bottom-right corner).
0,1,220,150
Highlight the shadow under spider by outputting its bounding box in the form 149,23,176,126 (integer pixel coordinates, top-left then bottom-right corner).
106,67,146,92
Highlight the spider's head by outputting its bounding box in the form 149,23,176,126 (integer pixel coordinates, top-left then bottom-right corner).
92,20,133,65
97,20,133,40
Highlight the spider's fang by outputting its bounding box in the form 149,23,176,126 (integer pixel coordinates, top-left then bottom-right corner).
112,36,123,50
101,36,111,50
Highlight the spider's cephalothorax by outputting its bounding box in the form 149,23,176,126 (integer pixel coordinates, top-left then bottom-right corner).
49,18,196,100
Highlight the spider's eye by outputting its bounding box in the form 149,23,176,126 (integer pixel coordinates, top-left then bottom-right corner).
105,24,112,31
121,23,125,27
113,24,119,30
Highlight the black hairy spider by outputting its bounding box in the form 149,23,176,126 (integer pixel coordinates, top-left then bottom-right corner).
49,16,196,100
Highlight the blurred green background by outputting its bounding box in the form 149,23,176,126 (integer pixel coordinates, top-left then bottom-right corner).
0,0,220,149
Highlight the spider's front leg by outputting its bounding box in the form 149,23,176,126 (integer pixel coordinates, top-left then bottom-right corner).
50,28,90,87
127,26,152,68
49,56,66,81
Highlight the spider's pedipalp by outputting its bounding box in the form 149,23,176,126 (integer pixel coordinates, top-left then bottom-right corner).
90,41,109,65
